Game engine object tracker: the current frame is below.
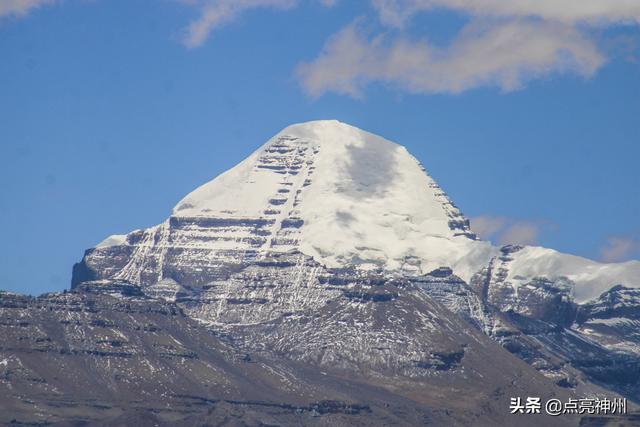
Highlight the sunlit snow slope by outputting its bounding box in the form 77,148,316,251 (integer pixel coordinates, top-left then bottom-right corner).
172,120,493,278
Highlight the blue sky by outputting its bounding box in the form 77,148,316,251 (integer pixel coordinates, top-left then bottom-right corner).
1,0,639,295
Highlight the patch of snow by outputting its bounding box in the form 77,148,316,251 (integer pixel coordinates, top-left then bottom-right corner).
96,234,128,249
504,246,640,303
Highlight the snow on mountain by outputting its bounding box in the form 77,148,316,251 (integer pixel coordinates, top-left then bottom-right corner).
96,234,128,249
82,120,637,304
503,246,640,302
173,120,494,279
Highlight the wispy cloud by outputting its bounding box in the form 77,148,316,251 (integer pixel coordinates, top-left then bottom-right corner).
298,0,640,96
297,20,604,96
180,0,297,49
372,0,640,28
0,0,55,17
470,215,548,246
180,0,336,48
470,215,507,239
497,222,540,246
599,235,639,262
2,0,637,96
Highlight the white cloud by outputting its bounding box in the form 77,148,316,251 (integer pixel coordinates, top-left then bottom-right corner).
181,0,296,48
297,20,604,96
497,222,540,246
599,236,639,262
180,0,337,48
0,0,55,17
469,215,508,239
473,219,640,260
298,0,640,96
1,0,636,95
372,0,640,28
470,215,545,246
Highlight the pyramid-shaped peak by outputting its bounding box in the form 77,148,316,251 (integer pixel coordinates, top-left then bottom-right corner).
81,120,640,310
167,120,482,277
172,120,449,224
274,120,402,149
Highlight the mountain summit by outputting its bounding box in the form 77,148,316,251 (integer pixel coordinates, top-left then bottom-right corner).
78,120,639,302
174,120,488,278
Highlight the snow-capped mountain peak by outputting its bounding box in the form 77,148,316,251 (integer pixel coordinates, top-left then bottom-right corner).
85,120,638,304
171,120,489,276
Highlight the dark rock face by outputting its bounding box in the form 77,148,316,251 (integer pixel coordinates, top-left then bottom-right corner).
415,261,640,401
571,286,640,397
577,286,640,324
473,245,578,323
578,289,640,363
411,267,494,333
508,277,577,327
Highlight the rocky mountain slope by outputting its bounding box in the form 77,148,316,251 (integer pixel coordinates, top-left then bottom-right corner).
2,120,639,425
1,278,581,426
